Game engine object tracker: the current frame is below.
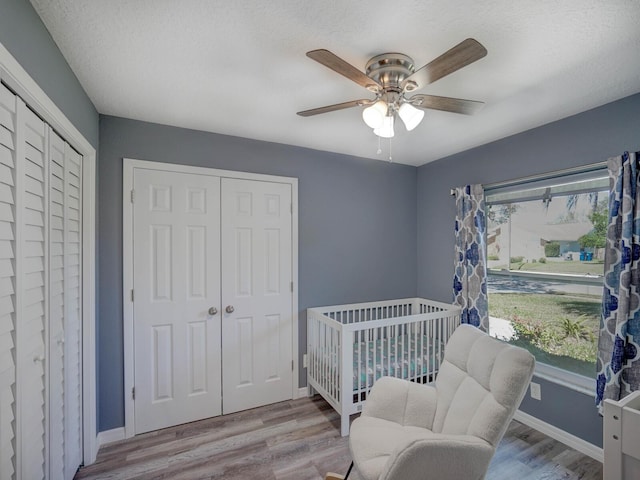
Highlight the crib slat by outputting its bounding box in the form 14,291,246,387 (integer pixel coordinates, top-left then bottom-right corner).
385,324,391,385
336,325,339,400
356,329,361,396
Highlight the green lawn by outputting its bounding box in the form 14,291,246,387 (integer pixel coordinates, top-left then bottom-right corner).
489,292,600,377
490,260,604,276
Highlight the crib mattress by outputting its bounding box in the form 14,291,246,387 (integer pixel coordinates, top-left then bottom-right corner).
352,335,443,390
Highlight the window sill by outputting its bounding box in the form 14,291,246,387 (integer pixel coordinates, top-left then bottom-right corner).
533,362,595,397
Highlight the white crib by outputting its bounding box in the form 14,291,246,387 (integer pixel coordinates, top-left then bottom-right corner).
307,298,461,436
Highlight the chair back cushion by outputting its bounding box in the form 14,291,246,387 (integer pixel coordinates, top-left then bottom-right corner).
432,324,535,447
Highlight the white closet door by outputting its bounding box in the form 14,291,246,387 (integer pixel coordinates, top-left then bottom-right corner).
221,178,293,414
129,165,296,434
48,130,66,479
63,142,82,479
16,102,48,480
0,82,18,480
133,168,222,434
48,130,83,480
0,83,83,480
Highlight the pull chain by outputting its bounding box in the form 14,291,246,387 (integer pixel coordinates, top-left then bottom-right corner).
375,135,393,163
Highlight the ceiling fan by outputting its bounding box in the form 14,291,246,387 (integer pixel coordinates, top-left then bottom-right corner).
297,38,487,138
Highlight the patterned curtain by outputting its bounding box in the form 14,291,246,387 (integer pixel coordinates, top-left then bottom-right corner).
596,152,640,410
453,184,489,331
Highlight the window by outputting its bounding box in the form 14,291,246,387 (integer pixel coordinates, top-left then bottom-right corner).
485,168,608,380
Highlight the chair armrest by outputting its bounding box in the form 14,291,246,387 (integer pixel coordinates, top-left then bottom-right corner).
363,377,437,429
379,433,494,480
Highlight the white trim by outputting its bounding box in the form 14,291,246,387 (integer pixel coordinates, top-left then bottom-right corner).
297,387,309,399
96,427,125,449
533,365,594,396
123,158,301,183
43,125,50,479
0,42,98,465
513,410,603,463
0,45,94,156
291,180,300,402
81,149,97,463
122,158,299,438
122,162,135,438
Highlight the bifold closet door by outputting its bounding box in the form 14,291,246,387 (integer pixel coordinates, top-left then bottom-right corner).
49,132,66,478
0,82,83,480
48,130,83,480
62,137,83,480
16,95,49,480
0,79,19,480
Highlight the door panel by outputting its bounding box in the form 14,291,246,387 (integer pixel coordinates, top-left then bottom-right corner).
17,103,47,480
133,169,221,434
221,179,293,413
63,141,83,480
0,82,18,480
49,132,84,480
48,130,65,480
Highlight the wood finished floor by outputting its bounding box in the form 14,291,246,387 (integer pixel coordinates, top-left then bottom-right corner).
76,395,603,480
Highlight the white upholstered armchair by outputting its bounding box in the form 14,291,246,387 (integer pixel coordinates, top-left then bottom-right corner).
329,324,535,480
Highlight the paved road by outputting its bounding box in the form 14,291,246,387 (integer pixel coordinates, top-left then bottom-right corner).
488,274,602,297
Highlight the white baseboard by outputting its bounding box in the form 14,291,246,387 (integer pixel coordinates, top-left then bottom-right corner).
297,386,310,399
96,427,125,450
514,410,603,463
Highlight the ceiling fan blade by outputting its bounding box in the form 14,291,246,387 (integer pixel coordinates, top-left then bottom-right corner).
307,49,382,91
297,99,371,117
409,94,484,115
402,38,487,91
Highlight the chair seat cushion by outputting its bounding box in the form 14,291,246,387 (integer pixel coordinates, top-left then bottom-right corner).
349,416,436,480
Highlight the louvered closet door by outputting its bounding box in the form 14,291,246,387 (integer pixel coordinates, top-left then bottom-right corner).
17,100,48,480
62,141,82,478
48,130,83,480
0,82,83,480
48,131,66,479
0,81,18,480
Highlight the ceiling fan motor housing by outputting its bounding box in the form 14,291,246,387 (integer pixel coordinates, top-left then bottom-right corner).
365,53,415,93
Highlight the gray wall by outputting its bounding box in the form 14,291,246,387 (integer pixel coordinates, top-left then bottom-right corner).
0,0,99,148
417,92,640,447
98,115,418,431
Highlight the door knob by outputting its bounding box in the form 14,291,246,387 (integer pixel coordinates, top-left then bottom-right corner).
225,305,235,314
208,307,218,315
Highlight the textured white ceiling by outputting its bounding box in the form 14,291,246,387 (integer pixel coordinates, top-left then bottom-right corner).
30,0,640,166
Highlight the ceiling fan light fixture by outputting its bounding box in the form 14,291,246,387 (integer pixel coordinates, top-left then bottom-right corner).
362,100,387,129
398,103,425,131
374,115,394,138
